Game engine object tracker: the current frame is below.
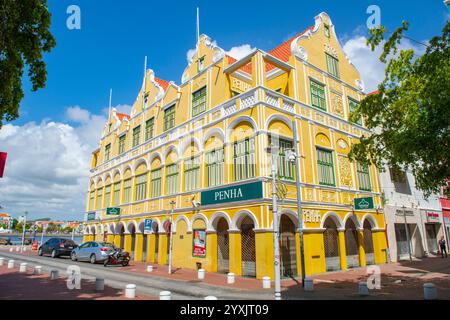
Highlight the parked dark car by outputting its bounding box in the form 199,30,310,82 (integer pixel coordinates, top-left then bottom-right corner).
38,238,78,258
0,238,12,245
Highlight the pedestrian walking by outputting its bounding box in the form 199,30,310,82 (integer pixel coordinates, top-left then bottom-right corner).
439,236,447,258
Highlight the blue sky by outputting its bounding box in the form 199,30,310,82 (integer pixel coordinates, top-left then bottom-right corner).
17,0,449,125
1,0,448,221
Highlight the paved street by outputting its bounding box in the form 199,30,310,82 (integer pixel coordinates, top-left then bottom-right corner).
1,247,450,300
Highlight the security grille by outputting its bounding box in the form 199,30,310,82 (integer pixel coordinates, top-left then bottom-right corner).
345,221,360,268
279,216,297,277
425,224,438,254
363,222,375,265
323,223,340,271
154,233,159,263
217,218,229,273
130,233,136,260
241,217,256,277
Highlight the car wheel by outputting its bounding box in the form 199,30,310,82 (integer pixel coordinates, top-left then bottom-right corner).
38,248,43,256
51,249,57,258
71,252,77,261
90,254,96,264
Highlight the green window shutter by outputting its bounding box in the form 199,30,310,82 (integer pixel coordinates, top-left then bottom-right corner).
326,53,340,79
151,168,162,198
166,164,179,195
310,80,327,111
123,179,132,203
206,148,224,187
357,162,372,191
104,185,111,208
89,191,95,210
316,148,335,186
96,188,103,209
104,144,111,162
134,174,148,201
118,135,126,154
164,105,176,131
113,182,121,206
145,118,154,141
348,98,363,125
184,156,200,191
192,87,207,117
324,24,330,38
132,126,141,147
233,137,256,181
269,136,295,180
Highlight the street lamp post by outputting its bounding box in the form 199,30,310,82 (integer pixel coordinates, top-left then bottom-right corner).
267,144,282,301
21,211,28,248
40,224,45,246
168,200,176,274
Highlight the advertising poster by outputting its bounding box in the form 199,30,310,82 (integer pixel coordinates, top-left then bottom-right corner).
193,229,206,257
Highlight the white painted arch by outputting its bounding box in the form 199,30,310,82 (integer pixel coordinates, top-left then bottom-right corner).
361,213,378,229
231,209,260,230
225,116,258,143
208,211,232,231
343,212,362,229
320,211,344,229
174,215,192,232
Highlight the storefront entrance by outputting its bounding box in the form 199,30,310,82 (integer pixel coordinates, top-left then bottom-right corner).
345,219,360,268
323,217,340,271
216,218,229,274
240,216,256,277
279,215,297,278
363,220,375,265
425,224,438,254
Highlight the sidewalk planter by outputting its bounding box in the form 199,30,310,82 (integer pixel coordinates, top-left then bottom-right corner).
227,273,235,284
95,278,105,292
125,284,136,298
50,270,58,280
423,283,437,300
160,291,171,300
262,276,271,289
19,263,27,273
358,282,369,296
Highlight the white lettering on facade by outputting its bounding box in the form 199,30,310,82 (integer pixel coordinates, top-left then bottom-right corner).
214,187,244,201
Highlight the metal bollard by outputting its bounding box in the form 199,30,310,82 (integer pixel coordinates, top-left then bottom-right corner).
262,276,271,289
160,291,171,300
227,273,235,284
19,263,28,273
50,270,59,280
424,283,438,300
146,265,153,273
125,284,136,298
7,260,14,269
95,278,105,292
205,296,218,300
0,257,4,266
358,282,369,296
304,278,314,291
34,266,42,275
198,269,205,280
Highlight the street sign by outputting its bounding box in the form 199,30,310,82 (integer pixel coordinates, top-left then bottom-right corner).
201,181,263,206
354,197,374,210
87,212,96,221
144,219,153,234
106,207,121,215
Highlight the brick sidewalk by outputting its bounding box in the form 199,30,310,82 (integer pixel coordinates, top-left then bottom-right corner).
2,247,450,299
0,264,156,300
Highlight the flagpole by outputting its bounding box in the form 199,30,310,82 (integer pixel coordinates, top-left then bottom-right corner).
196,7,200,61
108,89,112,116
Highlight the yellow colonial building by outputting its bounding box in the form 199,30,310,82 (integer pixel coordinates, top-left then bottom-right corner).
83,12,388,279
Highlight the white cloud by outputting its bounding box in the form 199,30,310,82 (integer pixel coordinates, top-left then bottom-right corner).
226,44,255,60
0,105,129,221
343,34,426,93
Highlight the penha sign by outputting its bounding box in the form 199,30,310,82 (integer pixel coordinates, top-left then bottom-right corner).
201,181,263,206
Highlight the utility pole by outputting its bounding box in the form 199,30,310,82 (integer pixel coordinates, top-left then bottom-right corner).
402,205,413,262
267,144,282,300
168,200,176,274
291,119,307,288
